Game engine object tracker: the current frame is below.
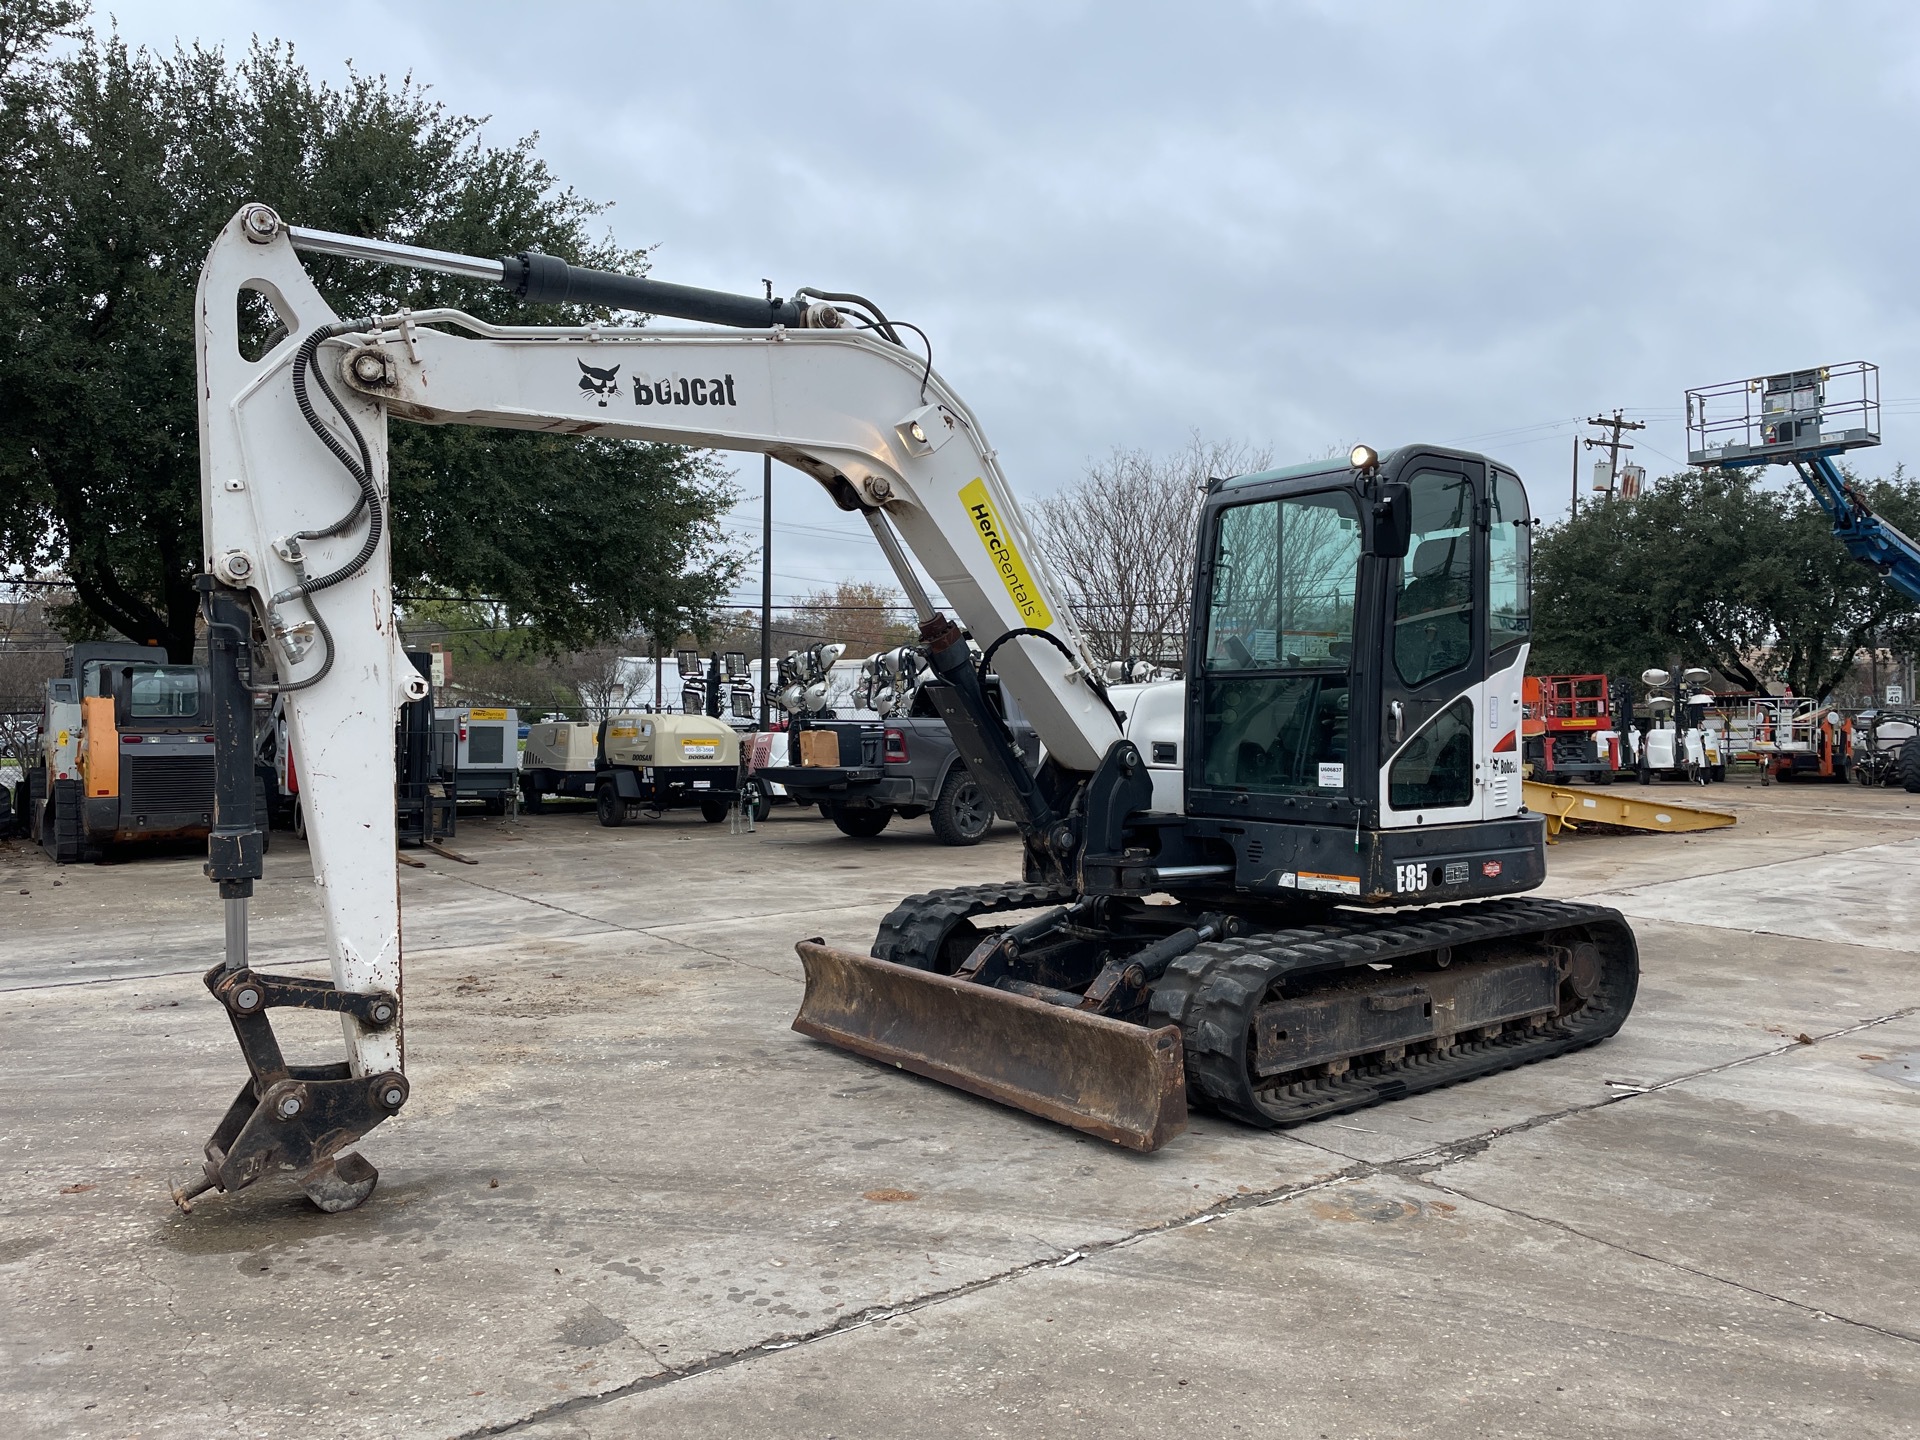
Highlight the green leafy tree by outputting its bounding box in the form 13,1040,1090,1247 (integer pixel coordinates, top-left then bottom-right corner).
0,9,739,661
1533,466,1920,698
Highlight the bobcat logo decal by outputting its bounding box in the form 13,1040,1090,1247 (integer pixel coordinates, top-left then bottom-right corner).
578,360,622,407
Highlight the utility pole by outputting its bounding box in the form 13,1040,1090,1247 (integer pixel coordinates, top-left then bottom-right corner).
1571,433,1580,519
759,454,773,729
1582,410,1646,500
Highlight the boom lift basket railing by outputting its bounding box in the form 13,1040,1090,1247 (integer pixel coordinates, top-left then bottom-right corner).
1686,362,1880,469
1686,359,1920,599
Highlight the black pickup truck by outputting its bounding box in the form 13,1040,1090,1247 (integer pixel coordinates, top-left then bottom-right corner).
757,683,1039,844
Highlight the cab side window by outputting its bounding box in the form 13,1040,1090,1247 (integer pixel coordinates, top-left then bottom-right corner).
1488,468,1531,655
1389,697,1474,810
1393,471,1475,686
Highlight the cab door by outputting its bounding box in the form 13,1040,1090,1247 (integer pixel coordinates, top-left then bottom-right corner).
1378,457,1486,830
1480,465,1533,818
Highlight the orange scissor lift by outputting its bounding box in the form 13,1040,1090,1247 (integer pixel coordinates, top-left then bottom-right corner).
1522,674,1622,785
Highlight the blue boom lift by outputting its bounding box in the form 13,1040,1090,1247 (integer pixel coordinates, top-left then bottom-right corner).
1687,362,1920,787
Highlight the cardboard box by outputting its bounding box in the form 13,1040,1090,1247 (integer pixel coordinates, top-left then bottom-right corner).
799,729,843,767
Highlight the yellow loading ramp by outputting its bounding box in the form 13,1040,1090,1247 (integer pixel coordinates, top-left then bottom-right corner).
1524,780,1736,841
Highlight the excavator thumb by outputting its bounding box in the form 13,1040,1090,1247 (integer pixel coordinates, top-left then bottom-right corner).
793,941,1188,1151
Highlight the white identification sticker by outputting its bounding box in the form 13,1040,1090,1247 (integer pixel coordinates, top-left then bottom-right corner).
1295,871,1361,896
1317,762,1344,788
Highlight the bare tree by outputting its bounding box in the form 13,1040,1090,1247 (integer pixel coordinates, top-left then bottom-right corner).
558,641,652,720
0,583,66,780
783,580,919,657
1031,436,1270,669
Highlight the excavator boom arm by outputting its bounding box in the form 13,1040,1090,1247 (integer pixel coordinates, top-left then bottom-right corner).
186,204,1122,1206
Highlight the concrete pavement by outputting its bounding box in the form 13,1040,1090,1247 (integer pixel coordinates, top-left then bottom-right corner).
2,780,1915,1437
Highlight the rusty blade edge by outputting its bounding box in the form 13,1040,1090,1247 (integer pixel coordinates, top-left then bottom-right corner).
792,942,1188,1153
793,1012,1186,1152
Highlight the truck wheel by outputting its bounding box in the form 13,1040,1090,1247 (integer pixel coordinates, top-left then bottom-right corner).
700,797,730,823
830,806,892,838
519,776,546,814
1637,756,1652,786
1593,766,1613,786
1901,737,1920,794
741,778,773,822
930,771,993,846
596,783,628,828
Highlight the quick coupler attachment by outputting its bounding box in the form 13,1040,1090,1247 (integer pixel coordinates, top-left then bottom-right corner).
172,963,407,1214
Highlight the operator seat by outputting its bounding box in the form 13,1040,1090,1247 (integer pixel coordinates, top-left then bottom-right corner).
1395,535,1472,681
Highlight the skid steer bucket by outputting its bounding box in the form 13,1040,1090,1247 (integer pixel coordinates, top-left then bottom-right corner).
793,941,1188,1151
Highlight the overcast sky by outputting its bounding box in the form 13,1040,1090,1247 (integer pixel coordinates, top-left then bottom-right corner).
96,0,1920,606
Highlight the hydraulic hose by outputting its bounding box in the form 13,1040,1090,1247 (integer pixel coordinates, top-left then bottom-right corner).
252,318,382,693
978,626,1126,729
794,287,903,346
289,319,382,592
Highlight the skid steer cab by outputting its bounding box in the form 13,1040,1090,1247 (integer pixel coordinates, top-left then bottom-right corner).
20,642,228,863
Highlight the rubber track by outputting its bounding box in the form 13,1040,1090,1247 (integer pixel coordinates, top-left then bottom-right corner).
1153,897,1639,1128
871,881,1078,972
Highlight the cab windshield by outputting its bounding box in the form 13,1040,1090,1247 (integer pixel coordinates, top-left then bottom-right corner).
125,666,202,720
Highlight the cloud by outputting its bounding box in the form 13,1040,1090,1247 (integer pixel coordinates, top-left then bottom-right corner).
106,0,1920,594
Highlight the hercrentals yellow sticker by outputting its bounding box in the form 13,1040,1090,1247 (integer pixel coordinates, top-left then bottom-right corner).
959,478,1053,628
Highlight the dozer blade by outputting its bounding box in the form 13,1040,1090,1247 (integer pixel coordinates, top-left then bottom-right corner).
793,941,1188,1152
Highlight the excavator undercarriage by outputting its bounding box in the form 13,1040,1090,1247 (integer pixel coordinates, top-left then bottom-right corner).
797,883,1637,1150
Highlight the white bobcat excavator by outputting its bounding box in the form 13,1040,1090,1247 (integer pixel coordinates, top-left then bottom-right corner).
175,205,1638,1213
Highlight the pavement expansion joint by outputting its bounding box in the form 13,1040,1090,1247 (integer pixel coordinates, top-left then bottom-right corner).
462,1010,1920,1440
456,1169,1363,1438
1411,1175,1920,1349
1563,833,1918,902
415,868,802,983
1371,1000,1920,1177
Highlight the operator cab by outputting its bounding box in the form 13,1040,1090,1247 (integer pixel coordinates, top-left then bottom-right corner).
1180,444,1538,903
